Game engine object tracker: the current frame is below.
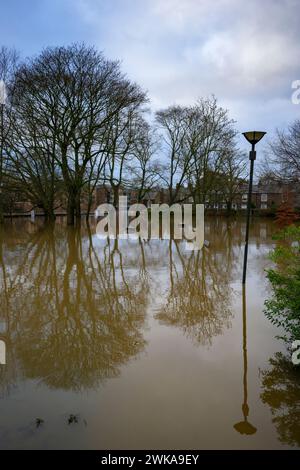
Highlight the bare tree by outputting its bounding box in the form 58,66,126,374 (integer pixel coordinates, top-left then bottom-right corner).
218,148,248,213
185,96,237,205
127,118,161,202
0,47,19,223
103,104,147,206
155,105,192,204
156,97,238,205
10,44,147,224
266,120,300,182
5,96,62,220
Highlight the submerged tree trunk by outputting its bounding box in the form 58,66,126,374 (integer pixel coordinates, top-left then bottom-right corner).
0,205,4,225
44,210,56,222
67,189,82,226
67,196,75,226
86,195,93,221
226,201,232,216
75,193,81,224
112,185,119,209
43,199,56,222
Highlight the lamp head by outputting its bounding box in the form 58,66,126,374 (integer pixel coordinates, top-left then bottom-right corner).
242,131,266,145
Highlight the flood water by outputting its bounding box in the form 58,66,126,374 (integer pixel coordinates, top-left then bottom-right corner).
0,217,299,449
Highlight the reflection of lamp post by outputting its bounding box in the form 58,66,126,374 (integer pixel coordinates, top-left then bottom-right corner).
234,285,257,435
242,131,266,284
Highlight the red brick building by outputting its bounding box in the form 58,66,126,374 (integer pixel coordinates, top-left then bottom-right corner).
5,178,300,217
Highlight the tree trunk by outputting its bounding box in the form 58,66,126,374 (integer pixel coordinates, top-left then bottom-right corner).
86,196,93,221
113,185,119,209
0,205,4,225
226,201,232,216
75,194,81,222
67,196,75,226
45,210,56,222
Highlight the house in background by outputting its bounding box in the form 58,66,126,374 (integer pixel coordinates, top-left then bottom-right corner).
4,177,300,217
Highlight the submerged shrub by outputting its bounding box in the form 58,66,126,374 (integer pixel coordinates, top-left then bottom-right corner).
264,225,300,343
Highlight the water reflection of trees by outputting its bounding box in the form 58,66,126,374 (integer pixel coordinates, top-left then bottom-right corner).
0,217,274,393
155,219,239,345
0,224,148,392
260,352,300,447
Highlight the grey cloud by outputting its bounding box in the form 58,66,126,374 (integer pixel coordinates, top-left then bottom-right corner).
70,1,300,137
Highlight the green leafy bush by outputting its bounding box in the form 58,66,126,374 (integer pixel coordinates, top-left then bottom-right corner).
264,225,300,343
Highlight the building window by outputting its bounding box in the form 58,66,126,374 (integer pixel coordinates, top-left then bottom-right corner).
241,204,247,210
261,203,267,210
242,194,248,202
261,194,268,202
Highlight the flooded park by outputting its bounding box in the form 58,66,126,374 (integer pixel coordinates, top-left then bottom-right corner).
0,216,299,449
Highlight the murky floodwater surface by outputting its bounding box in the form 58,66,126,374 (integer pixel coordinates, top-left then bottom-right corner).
0,217,299,449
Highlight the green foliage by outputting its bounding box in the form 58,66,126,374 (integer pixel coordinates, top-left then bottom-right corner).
264,225,300,343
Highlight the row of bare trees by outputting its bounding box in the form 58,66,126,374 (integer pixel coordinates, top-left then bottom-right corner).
156,97,247,208
260,119,300,184
0,44,248,225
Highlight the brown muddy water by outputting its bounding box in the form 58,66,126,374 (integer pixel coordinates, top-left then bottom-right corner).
0,217,299,449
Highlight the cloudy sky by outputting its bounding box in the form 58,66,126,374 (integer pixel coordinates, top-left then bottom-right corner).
1,0,300,150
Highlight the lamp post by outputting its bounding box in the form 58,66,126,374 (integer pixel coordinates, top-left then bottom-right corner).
242,131,266,284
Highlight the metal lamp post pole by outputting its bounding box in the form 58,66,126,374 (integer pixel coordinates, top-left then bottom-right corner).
242,143,256,284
